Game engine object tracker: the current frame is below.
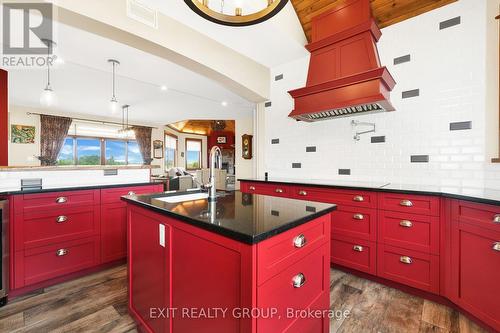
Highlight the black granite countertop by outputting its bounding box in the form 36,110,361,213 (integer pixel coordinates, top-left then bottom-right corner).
122,190,337,244
238,178,500,206
0,181,162,196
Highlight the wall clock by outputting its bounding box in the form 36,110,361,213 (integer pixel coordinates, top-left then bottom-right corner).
242,134,253,160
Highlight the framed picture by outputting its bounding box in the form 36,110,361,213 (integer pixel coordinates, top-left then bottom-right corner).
11,125,35,144
153,140,163,159
217,136,227,144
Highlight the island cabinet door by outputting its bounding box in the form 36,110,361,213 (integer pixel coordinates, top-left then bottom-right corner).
128,208,171,333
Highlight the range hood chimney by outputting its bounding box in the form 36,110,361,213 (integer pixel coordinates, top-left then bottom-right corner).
288,0,396,122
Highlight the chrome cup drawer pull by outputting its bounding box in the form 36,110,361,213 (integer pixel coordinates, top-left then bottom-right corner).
353,245,364,252
399,220,413,228
292,273,306,288
56,216,68,223
56,249,69,257
353,195,364,202
56,197,68,204
400,200,413,207
293,234,307,248
353,213,364,220
298,190,307,196
128,191,136,196
275,188,284,194
400,256,413,264
493,215,500,224
249,186,256,191
493,242,500,252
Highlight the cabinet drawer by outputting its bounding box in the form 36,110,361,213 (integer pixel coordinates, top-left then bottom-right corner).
332,206,377,241
257,244,329,333
241,182,291,198
101,185,162,204
378,193,440,216
378,211,439,254
21,190,99,212
330,235,376,275
18,237,100,287
257,214,330,285
21,206,99,250
377,244,439,293
452,200,500,233
292,186,377,208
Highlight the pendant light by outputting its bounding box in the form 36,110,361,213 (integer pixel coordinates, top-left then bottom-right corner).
118,104,134,138
108,59,120,114
40,39,57,107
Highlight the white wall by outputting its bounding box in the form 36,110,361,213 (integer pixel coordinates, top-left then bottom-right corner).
235,116,254,189
8,105,41,166
261,0,500,189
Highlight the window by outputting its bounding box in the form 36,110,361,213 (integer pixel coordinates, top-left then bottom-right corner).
186,139,202,170
76,138,101,165
105,140,126,165
165,133,177,170
127,141,143,165
57,138,75,165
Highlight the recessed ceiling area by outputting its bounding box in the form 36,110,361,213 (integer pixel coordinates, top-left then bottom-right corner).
7,20,255,126
169,120,235,136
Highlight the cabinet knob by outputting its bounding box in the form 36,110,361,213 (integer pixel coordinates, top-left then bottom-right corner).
493,215,500,224
128,191,136,196
298,190,307,196
292,273,306,288
399,220,413,228
56,197,67,204
353,195,364,202
249,186,256,191
353,245,364,252
353,213,364,220
400,200,413,207
493,242,500,252
293,234,307,248
56,249,69,257
275,188,284,194
56,216,68,223
400,256,413,264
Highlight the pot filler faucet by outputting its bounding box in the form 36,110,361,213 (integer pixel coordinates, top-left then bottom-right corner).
208,146,222,201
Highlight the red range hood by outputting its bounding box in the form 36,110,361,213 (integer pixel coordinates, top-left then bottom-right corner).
288,0,396,122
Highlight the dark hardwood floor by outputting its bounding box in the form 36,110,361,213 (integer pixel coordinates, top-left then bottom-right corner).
0,265,487,333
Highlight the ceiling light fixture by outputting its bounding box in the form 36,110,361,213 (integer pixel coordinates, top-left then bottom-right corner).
40,39,57,108
184,0,288,26
118,104,135,138
160,85,168,91
108,59,120,114
221,101,228,107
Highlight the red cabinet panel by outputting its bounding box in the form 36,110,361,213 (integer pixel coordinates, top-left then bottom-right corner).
14,237,100,289
101,203,127,263
257,214,330,285
332,206,377,241
102,185,162,204
257,243,329,333
330,234,377,275
451,219,500,331
452,200,500,233
240,182,292,198
377,244,439,294
292,186,377,208
378,211,439,254
378,193,440,216
20,190,100,212
20,205,99,250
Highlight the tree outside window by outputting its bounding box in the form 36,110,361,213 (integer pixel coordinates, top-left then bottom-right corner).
186,139,202,170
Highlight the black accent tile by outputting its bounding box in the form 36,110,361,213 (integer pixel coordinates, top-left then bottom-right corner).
393,54,411,65
306,146,317,152
292,163,302,169
450,121,472,131
264,101,272,107
402,89,420,99
371,136,386,143
271,138,280,144
338,169,351,175
274,74,284,81
271,210,280,217
411,155,429,163
440,16,461,30
306,206,317,213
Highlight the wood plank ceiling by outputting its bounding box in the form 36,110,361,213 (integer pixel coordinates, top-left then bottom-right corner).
168,120,235,136
291,0,458,42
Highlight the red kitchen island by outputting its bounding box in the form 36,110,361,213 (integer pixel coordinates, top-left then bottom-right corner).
122,190,336,333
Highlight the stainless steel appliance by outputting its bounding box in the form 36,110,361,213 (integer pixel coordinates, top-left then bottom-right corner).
0,200,8,306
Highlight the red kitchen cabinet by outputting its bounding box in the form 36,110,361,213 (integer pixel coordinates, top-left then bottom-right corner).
378,193,440,216
331,234,377,275
451,204,500,331
332,206,377,241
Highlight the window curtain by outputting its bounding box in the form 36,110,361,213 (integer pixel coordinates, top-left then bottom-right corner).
38,115,73,166
133,126,153,165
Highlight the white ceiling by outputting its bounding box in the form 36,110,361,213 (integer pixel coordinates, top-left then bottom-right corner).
140,0,308,68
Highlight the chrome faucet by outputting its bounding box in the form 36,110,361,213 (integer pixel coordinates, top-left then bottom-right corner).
208,146,222,201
